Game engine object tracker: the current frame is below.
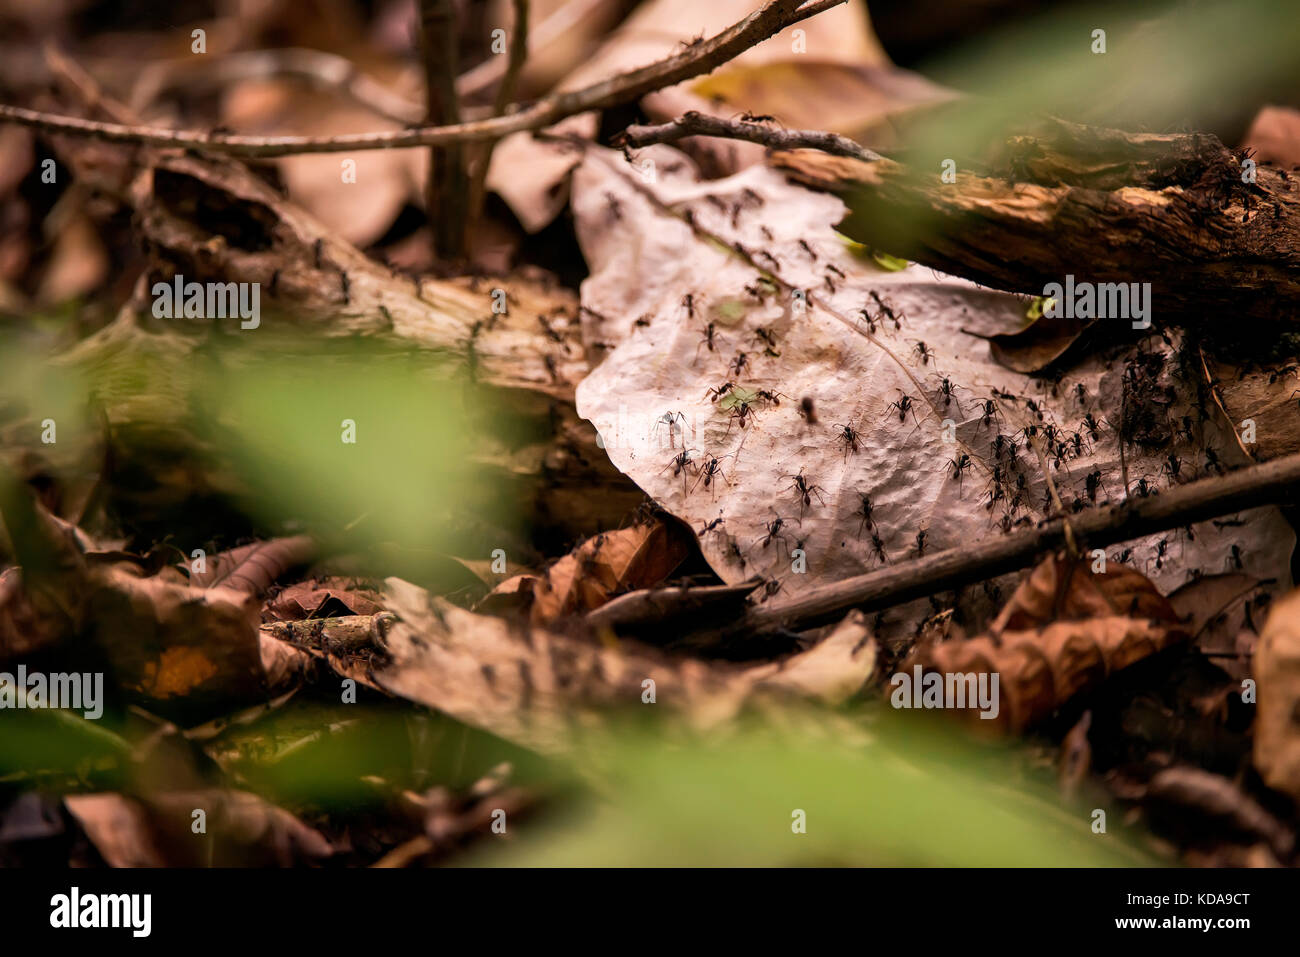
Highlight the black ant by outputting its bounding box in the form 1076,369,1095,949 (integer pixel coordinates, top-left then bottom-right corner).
870,291,902,328
785,468,826,511
1085,469,1102,502
979,399,1002,428
699,516,725,535
1081,413,1103,440
870,531,888,563
935,376,962,410
1161,453,1182,483
660,448,698,491
834,422,861,457
682,293,695,319
911,340,936,365
884,392,916,424
799,397,817,424
730,352,749,376
798,239,817,261
695,322,724,361
758,516,790,551
755,389,786,406
753,327,780,357
634,314,652,328
858,309,878,334
855,493,875,534
1227,544,1244,571
1073,383,1088,405
693,455,730,496
946,453,972,486
915,529,929,556
1204,448,1224,474
1130,477,1158,498
739,111,776,124
1111,548,1133,564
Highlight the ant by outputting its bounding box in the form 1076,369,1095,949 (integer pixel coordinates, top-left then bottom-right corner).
858,308,878,334
979,399,1002,428
726,400,758,431
753,327,780,357
855,493,876,534
1085,469,1102,502
761,578,784,602
799,397,817,424
660,448,698,492
758,515,790,552
870,291,902,328
914,529,929,557
911,340,936,365
704,381,735,403
755,389,786,406
798,239,818,261
1204,448,1224,474
1161,453,1182,483
1226,544,1245,571
653,411,687,447
946,453,972,488
695,322,724,362
682,293,696,319
884,392,916,424
634,314,652,328
730,352,749,376
1148,537,1170,572
869,531,888,563
935,376,962,410
1081,413,1103,441
1068,431,1088,457
785,468,826,511
1130,477,1158,498
739,111,776,124
834,422,862,457
693,455,730,496
699,516,725,535
1073,383,1088,406
1111,548,1133,564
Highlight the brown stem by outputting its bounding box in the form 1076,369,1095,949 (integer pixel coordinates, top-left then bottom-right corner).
469,0,530,233
740,450,1300,635
618,111,882,161
421,0,469,260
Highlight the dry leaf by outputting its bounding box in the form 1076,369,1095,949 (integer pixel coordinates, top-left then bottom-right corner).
905,556,1189,731
486,519,694,626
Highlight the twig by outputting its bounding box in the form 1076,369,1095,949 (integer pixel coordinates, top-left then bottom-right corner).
617,110,882,162
469,0,529,229
421,0,469,259
0,0,844,157
737,450,1300,635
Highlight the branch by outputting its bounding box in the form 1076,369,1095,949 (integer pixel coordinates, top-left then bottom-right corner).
470,0,530,228
0,0,844,157
739,450,1300,635
617,110,882,161
420,0,469,259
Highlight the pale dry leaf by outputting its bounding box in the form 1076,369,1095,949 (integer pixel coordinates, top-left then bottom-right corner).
569,144,1294,629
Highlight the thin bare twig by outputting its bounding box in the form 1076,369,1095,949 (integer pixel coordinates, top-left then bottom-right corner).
617,110,883,161
736,450,1300,635
469,0,530,229
0,0,844,157
421,0,469,259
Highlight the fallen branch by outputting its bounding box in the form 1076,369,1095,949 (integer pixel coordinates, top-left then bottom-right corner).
741,451,1300,635
617,110,882,162
774,118,1300,321
0,0,844,157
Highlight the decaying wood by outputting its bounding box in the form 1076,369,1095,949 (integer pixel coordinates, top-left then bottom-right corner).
772,118,1300,322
